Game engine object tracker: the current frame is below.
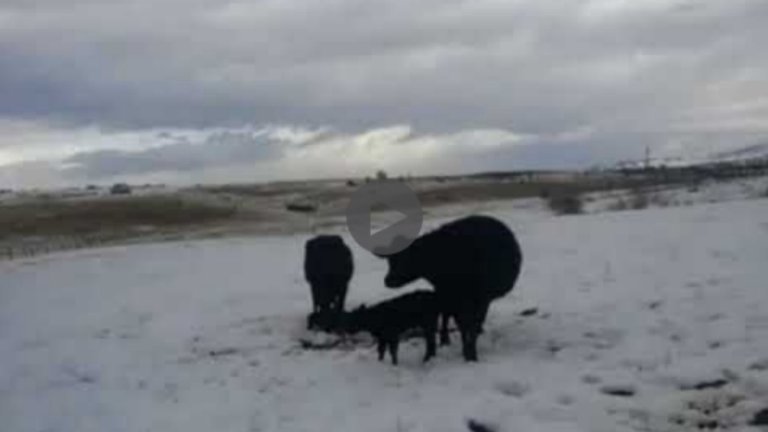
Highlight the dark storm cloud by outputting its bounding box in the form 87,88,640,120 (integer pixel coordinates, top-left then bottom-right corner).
1,0,768,187
0,0,766,132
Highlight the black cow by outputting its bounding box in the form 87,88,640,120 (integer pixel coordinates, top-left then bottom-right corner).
345,290,439,365
379,215,523,361
304,235,354,331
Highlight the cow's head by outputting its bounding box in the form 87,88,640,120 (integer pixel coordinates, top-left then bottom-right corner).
376,236,423,288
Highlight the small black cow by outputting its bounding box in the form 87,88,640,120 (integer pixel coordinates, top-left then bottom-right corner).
304,235,354,331
379,215,523,361
346,290,439,365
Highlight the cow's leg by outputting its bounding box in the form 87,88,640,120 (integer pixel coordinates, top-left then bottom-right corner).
310,284,320,314
439,312,451,346
437,294,453,346
332,287,347,332
315,285,328,314
312,306,326,331
338,283,349,313
377,339,386,361
455,305,480,362
388,340,399,365
477,300,492,335
423,319,437,362
334,287,342,312
461,330,477,362
466,301,488,360
324,294,337,332
461,329,479,362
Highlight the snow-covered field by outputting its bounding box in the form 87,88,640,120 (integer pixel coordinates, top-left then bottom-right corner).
2,199,768,432
585,176,768,214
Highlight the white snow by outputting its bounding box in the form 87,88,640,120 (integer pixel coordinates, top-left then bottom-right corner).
585,176,768,214
2,198,768,432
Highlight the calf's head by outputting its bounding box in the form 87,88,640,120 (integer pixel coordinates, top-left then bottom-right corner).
307,310,345,333
307,311,330,331
344,305,370,334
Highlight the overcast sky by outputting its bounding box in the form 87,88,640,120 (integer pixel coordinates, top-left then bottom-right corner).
1,0,767,188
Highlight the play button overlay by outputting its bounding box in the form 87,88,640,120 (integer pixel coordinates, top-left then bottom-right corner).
346,180,423,255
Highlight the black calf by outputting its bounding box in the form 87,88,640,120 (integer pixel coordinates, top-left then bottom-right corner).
346,290,439,365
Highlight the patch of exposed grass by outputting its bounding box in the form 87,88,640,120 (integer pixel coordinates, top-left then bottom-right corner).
202,183,317,198
546,189,584,215
0,195,236,239
607,198,628,212
607,187,673,212
415,178,629,208
628,188,651,210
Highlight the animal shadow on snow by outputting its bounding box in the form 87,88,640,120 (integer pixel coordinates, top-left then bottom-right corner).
298,323,433,362
296,302,611,367
180,313,307,364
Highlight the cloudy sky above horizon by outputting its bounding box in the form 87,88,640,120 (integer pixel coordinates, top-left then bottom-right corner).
1,0,767,188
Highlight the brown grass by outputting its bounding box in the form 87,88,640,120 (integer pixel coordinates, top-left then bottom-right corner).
202,183,318,198
545,189,584,215
607,187,673,212
0,195,237,239
628,188,651,210
415,178,634,207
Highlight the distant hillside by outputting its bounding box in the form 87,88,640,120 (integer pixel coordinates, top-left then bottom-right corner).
707,142,768,163
616,142,768,170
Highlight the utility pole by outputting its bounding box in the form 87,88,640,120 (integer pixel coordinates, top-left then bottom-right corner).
644,146,651,170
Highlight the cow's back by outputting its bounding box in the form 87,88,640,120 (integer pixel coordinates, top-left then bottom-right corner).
423,215,522,300
304,235,353,283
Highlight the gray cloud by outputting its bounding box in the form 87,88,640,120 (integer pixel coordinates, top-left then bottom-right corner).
1,0,768,187
63,129,281,177
0,0,765,131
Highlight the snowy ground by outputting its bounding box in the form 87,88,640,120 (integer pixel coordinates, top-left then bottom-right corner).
2,199,768,432
585,176,768,214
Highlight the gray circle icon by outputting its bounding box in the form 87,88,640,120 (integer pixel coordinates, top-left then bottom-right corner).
345,180,423,255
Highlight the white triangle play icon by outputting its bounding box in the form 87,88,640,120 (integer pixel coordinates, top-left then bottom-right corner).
370,210,410,237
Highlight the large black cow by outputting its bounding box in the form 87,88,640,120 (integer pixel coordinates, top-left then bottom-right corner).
379,215,523,361
304,235,354,331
